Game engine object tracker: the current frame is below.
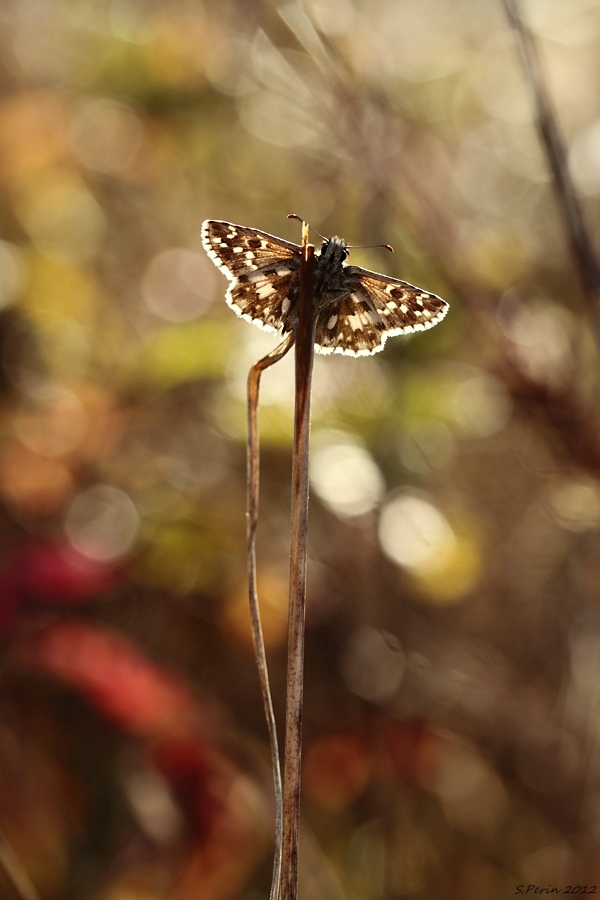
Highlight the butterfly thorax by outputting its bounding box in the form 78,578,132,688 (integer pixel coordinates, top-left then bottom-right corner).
313,236,349,307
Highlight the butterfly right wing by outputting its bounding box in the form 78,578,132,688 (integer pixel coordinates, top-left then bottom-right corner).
314,265,449,356
346,265,449,335
201,220,301,334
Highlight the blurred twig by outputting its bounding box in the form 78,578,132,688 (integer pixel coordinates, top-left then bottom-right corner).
0,831,41,900
280,224,315,900
247,333,294,900
502,0,600,331
501,355,600,474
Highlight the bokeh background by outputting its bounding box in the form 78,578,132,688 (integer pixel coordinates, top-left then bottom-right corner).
1,0,600,897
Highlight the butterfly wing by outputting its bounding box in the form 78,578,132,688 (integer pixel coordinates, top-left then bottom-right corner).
201,220,301,334
315,265,449,356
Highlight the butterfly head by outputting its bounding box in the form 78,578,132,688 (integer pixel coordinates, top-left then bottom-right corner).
318,235,349,267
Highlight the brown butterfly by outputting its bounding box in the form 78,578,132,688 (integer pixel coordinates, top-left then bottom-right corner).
201,220,448,356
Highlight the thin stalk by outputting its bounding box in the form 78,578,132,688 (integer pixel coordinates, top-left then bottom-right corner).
279,224,316,900
502,0,600,324
247,332,295,900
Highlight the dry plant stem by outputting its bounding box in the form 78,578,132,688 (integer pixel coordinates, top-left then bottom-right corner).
0,830,42,900
280,225,316,900
502,0,600,320
247,332,295,900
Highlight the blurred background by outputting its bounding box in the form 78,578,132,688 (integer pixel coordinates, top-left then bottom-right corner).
0,0,600,897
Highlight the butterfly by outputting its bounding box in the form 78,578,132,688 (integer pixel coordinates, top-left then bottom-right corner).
201,220,449,356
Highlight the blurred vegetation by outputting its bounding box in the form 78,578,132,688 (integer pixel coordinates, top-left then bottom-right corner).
1,0,600,897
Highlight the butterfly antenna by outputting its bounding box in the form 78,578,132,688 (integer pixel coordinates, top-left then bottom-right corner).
347,242,394,253
288,214,393,252
287,213,327,243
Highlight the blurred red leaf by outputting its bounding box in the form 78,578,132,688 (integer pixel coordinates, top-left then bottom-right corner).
303,733,371,811
0,570,20,634
153,739,215,837
14,620,207,739
385,720,440,786
14,540,123,602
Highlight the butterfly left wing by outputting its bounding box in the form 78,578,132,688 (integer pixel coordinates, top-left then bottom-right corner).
201,220,301,334
314,265,449,356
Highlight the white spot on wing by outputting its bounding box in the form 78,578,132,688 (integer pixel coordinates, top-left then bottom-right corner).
327,314,338,329
246,270,273,281
257,281,276,299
